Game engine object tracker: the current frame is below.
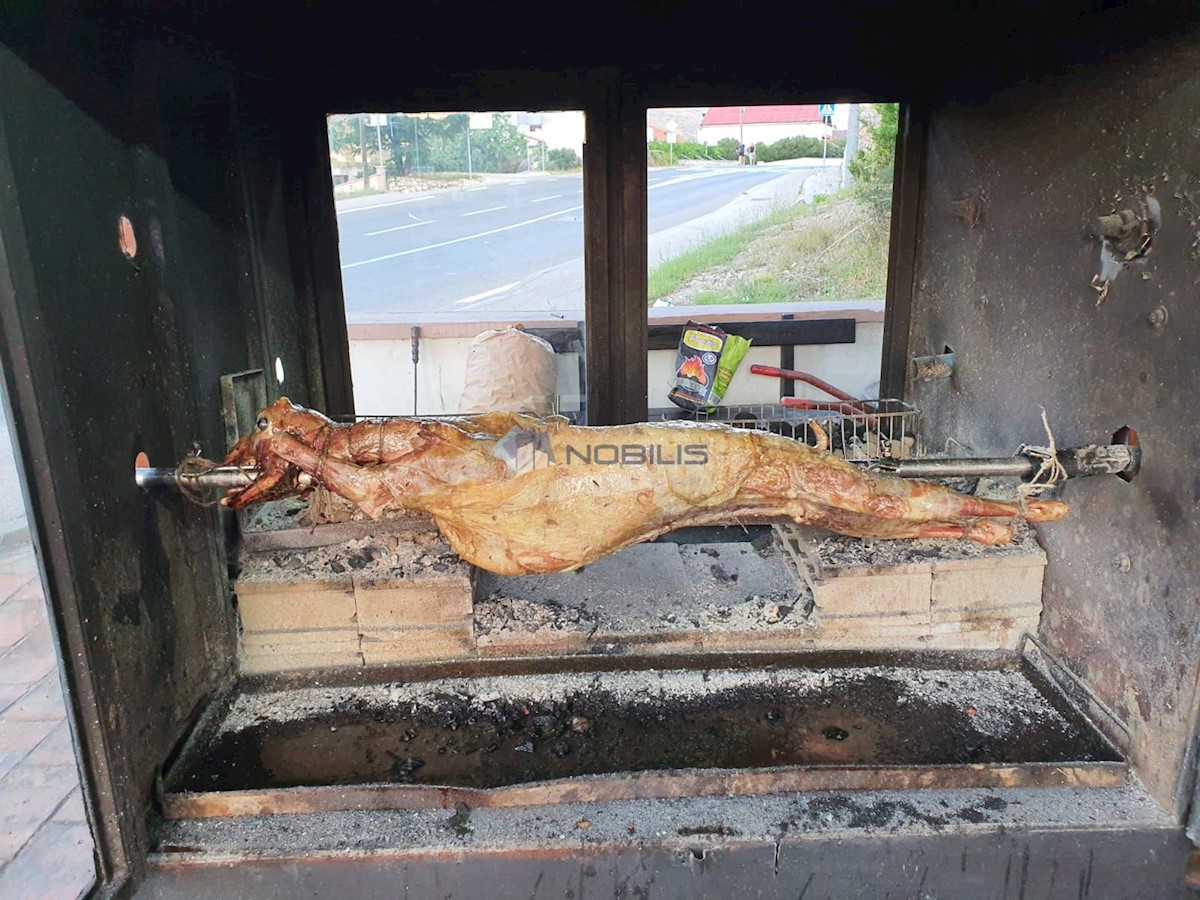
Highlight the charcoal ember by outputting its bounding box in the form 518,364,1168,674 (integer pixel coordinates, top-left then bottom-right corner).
549,739,571,759
710,563,738,584
389,756,425,781
531,715,562,738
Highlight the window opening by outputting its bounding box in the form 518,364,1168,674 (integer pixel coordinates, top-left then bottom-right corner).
646,103,900,452
327,110,588,421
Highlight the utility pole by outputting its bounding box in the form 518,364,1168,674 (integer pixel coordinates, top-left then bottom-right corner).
359,113,368,193
841,103,861,189
413,116,420,178
466,117,473,175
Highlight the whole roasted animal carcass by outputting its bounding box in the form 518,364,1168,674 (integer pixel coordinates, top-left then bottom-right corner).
222,399,1067,575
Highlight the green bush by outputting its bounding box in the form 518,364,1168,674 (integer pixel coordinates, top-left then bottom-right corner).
646,140,724,163
848,103,898,184
756,135,845,163
715,138,740,160
546,147,581,171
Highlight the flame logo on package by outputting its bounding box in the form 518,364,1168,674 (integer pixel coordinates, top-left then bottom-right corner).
676,355,708,386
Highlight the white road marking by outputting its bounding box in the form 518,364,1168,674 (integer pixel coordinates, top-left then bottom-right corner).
648,173,714,190
462,205,506,217
466,186,488,192
454,281,520,305
341,205,582,270
336,195,432,215
364,220,432,237
530,194,562,203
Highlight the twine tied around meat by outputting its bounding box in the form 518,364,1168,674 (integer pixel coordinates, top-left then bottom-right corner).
177,453,221,507
1016,407,1067,513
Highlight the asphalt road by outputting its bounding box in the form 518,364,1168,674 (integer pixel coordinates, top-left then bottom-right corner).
336,163,819,318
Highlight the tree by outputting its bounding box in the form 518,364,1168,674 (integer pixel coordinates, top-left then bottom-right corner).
546,147,581,171
848,103,898,184
848,103,899,216
469,113,527,173
329,111,536,178
715,137,740,161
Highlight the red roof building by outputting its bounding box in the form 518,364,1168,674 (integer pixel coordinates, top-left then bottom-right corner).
698,104,832,147
699,105,822,127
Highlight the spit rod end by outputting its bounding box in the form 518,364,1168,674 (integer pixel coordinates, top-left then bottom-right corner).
135,467,179,490
1112,426,1141,482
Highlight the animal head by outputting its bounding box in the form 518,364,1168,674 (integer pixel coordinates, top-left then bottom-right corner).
220,397,334,508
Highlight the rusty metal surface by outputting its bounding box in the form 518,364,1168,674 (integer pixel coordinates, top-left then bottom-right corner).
218,369,266,453
906,33,1200,816
161,761,1128,820
142,772,1187,895
138,832,1192,900
0,12,327,891
138,787,1190,899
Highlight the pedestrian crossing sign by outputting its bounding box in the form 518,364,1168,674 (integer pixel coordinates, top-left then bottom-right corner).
818,103,835,117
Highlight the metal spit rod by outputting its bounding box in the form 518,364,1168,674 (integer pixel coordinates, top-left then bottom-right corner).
134,443,1140,494
135,466,257,491
871,442,1141,481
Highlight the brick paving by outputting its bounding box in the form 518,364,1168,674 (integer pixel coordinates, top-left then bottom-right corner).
0,541,95,899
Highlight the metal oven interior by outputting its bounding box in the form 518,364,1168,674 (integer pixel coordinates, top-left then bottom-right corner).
1,4,1198,897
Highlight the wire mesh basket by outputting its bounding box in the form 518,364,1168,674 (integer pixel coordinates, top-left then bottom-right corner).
653,400,922,462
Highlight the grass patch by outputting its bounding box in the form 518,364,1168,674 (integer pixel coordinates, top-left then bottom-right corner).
648,203,812,302
652,192,891,306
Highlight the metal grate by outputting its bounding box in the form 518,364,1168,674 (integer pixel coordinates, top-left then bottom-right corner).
653,400,922,462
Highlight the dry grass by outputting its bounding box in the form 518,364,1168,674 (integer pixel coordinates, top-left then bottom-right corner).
653,193,891,306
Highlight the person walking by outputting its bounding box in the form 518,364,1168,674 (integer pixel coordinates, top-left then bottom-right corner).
737,142,746,166
748,142,758,165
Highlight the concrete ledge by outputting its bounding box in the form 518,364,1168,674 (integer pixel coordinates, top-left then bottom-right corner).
347,300,885,338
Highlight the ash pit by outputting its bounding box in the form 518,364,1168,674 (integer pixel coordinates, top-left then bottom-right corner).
169,661,1119,794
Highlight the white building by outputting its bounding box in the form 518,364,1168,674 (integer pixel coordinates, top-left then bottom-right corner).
513,110,585,157
698,104,847,147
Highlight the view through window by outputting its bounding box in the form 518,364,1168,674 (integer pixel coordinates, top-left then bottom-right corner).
328,110,587,420
646,103,899,417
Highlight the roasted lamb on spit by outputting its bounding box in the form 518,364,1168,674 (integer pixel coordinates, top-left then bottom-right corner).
215,399,1066,576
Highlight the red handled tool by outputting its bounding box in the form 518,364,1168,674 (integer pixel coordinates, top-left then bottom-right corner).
750,364,878,420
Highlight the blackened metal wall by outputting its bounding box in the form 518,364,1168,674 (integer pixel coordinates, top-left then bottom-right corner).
906,31,1200,815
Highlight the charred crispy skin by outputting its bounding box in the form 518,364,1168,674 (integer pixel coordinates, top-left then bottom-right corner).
222,398,1067,575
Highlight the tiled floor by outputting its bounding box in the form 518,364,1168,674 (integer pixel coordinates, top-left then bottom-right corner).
0,541,95,899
